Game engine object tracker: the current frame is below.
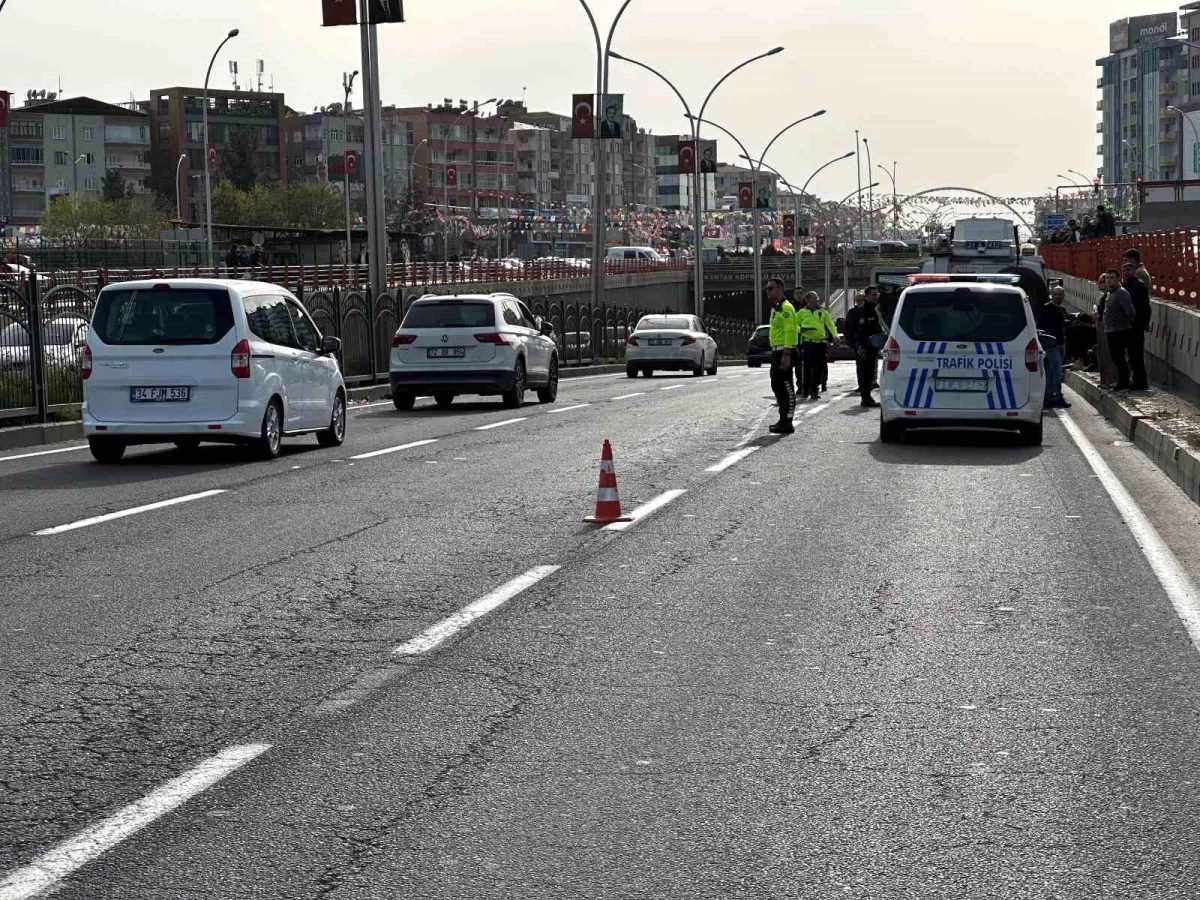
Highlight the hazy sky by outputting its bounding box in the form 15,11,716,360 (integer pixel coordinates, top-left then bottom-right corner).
1,0,1167,202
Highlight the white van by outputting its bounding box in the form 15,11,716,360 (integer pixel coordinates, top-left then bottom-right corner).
605,246,664,263
876,274,1046,445
82,279,347,462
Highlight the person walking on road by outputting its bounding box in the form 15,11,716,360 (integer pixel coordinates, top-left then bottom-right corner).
846,285,882,407
766,278,798,434
1121,256,1151,391
1101,269,1137,392
796,291,839,401
1038,285,1070,408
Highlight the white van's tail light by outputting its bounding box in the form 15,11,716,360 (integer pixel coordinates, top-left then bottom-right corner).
885,337,901,371
80,344,93,380
1025,338,1040,373
231,339,251,378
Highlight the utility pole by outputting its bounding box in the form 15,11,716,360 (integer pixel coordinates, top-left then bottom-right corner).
343,70,359,269
357,0,387,295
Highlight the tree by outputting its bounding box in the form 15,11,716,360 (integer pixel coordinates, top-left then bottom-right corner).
101,169,128,202
220,126,262,192
206,179,343,229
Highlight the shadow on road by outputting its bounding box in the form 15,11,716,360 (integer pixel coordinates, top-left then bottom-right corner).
868,427,1046,466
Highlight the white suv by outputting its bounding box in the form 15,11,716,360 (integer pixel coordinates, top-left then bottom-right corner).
389,293,559,410
877,274,1046,445
82,279,347,462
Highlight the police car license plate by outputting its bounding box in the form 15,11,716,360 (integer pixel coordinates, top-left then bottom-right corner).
934,378,988,392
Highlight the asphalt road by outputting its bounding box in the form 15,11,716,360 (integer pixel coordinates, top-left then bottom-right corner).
4,367,1200,898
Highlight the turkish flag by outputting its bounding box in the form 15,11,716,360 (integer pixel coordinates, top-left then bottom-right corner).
207,144,218,173
446,164,457,187
677,140,696,175
322,0,358,26
571,94,594,139
0,91,8,128
738,182,752,210
782,214,795,237
345,150,357,176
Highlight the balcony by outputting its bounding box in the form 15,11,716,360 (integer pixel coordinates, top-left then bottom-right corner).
1162,131,1178,143
1096,122,1104,133
1162,156,1180,167
1161,82,1179,95
1097,145,1104,155
1097,100,1105,111
1097,77,1104,89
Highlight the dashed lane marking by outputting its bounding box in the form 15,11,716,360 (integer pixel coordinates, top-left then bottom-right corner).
548,403,590,414
348,438,438,461
0,743,271,900
393,565,561,656
707,446,759,473
659,384,686,391
611,392,645,401
0,444,88,463
805,403,830,416
474,417,527,431
604,489,687,532
33,489,227,536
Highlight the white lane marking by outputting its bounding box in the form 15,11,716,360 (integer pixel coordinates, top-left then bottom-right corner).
559,372,622,382
805,403,830,416
349,438,438,460
604,488,687,532
393,565,560,656
474,417,527,431
1056,409,1200,652
0,444,88,463
659,384,686,391
34,490,226,537
350,397,431,411
611,392,645,401
707,446,759,473
0,743,270,900
548,403,590,414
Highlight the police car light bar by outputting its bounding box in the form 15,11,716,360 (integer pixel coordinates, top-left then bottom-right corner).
905,274,1023,284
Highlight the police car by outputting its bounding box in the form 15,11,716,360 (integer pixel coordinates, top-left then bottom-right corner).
876,274,1046,445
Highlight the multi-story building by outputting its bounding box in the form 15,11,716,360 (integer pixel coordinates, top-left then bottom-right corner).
511,122,553,208
622,127,657,208
7,95,152,226
146,86,287,222
711,162,778,210
1097,11,1188,189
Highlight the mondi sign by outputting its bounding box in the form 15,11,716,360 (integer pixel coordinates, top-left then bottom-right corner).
1111,13,1178,52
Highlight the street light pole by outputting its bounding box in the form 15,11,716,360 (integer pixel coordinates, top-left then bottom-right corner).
174,153,187,220
827,182,878,308
854,129,862,245
876,162,898,238
862,137,874,240
442,98,495,270
343,70,359,268
742,157,804,292
407,138,428,192
204,27,239,270
609,45,783,318
795,150,855,288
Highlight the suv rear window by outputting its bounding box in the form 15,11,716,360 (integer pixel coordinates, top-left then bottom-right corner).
92,287,234,345
402,301,497,329
898,288,1026,343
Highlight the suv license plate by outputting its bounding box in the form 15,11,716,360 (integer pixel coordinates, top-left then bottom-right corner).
130,386,191,402
934,378,988,392
427,347,466,358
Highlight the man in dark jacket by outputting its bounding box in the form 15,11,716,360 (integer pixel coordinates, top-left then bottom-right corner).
845,286,883,407
1102,269,1138,391
1097,205,1117,238
1121,257,1151,390
1038,285,1070,408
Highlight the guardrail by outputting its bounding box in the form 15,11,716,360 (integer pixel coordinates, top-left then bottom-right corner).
0,269,755,422
1040,231,1200,307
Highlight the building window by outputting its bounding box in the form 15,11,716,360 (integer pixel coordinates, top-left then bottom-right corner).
53,179,66,193
106,155,119,167
84,177,97,191
82,126,94,141
1192,27,1200,42
12,147,44,166
292,154,303,167
83,152,95,166
53,151,69,166
51,125,67,140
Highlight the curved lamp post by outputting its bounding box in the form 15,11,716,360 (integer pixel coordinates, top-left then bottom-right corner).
204,27,239,269
174,153,187,220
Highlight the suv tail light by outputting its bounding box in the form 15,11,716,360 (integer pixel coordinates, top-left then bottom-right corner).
626,335,638,346
885,337,901,371
681,336,696,345
231,339,251,379
391,333,417,347
1025,338,1041,372
80,344,93,380
474,332,510,345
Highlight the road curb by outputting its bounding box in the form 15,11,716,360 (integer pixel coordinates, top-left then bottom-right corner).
1066,370,1200,504
0,420,84,452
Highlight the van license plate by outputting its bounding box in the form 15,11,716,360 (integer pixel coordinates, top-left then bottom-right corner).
427,347,465,358
934,378,988,392
130,386,191,402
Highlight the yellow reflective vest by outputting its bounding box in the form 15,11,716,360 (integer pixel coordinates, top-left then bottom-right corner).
769,300,798,348
797,307,839,342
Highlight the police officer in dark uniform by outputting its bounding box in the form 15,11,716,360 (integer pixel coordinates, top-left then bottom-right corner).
845,285,882,407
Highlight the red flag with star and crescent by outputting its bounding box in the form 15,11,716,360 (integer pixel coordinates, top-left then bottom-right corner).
322,0,358,26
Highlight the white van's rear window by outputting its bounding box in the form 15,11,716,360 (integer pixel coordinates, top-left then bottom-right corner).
93,287,234,345
899,288,1025,343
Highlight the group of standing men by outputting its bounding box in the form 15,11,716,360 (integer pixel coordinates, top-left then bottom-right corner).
766,280,883,434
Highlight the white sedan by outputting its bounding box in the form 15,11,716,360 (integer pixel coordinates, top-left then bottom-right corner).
624,314,718,378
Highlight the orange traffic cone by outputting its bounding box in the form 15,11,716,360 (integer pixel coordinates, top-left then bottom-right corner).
584,439,633,524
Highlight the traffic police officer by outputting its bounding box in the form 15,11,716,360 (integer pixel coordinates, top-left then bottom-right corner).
796,291,839,401
766,278,797,434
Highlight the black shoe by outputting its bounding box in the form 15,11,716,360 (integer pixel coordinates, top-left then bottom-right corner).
768,421,785,433
861,397,880,408
871,381,880,389
776,421,795,434
1059,399,1072,408
808,393,819,401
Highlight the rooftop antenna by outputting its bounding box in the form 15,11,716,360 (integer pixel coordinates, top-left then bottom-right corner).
521,86,527,104
255,59,264,93
229,60,239,91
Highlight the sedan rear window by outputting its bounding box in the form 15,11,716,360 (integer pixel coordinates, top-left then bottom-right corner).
636,317,691,331
92,287,234,345
898,288,1026,343
402,301,497,329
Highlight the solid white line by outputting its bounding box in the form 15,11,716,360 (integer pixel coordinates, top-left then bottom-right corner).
706,446,759,473
0,743,270,900
474,417,527,431
805,403,830,416
349,438,438,460
350,397,431,411
560,372,622,382
393,565,560,655
34,490,226,537
659,384,686,391
604,488,687,532
548,403,590,414
611,392,645,401
1056,409,1200,652
0,444,89,463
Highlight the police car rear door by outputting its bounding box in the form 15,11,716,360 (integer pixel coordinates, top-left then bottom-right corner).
894,284,1033,411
